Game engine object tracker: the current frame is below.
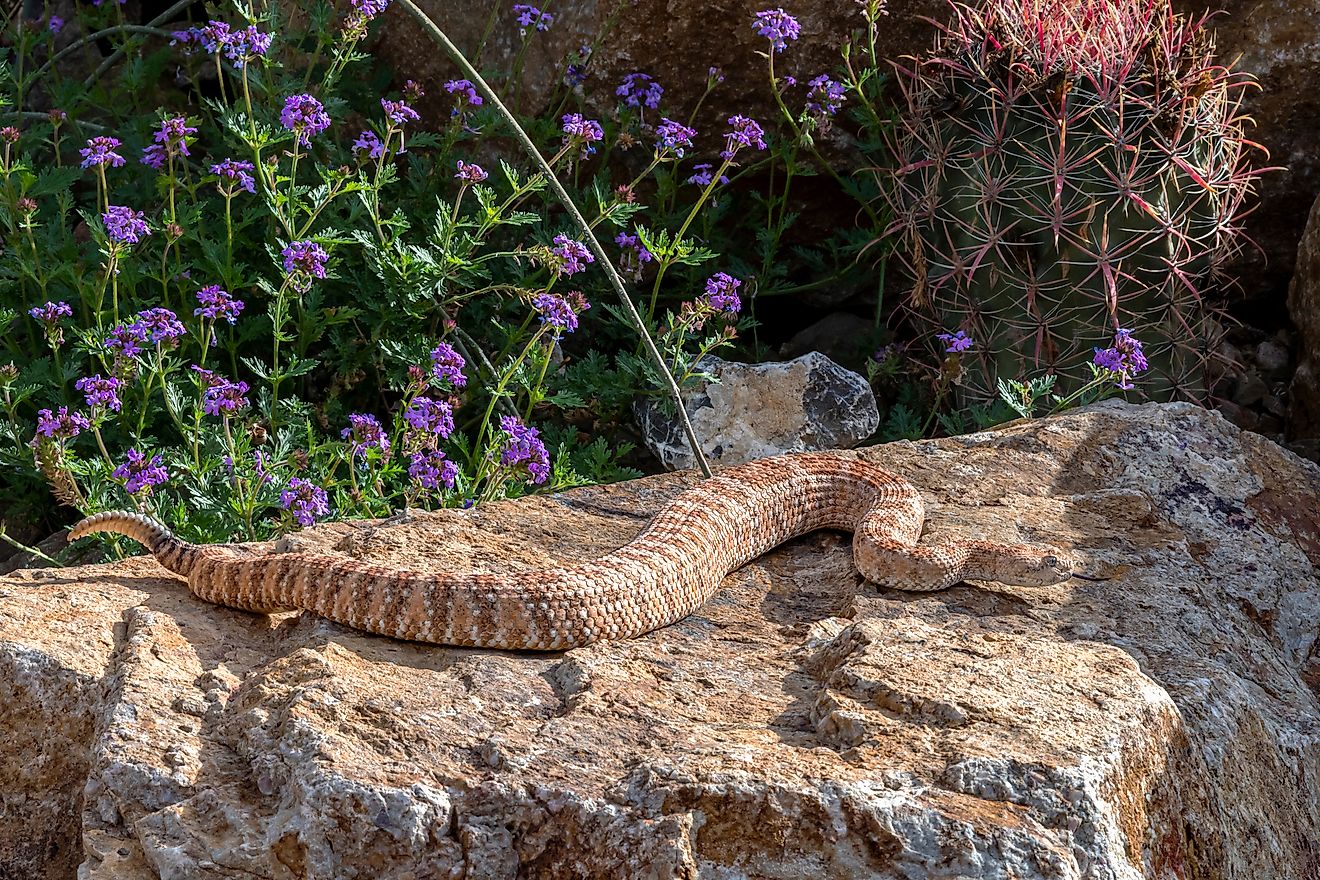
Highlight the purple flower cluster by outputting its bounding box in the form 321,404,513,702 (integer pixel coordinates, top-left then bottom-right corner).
753,8,801,52
561,113,604,157
351,0,390,17
280,94,331,145
498,415,549,484
455,160,488,183
430,343,467,388
202,377,250,416
79,136,125,169
102,205,151,245
936,330,973,353
194,286,245,324
687,163,729,187
512,4,553,34
533,293,586,336
136,307,186,343
280,477,330,526
551,234,594,277
76,375,124,413
616,232,654,265
409,449,459,490
806,74,846,117
35,406,88,440
404,396,455,438
173,21,271,66
48,15,63,33
655,118,697,157
282,240,329,289
142,116,197,169
353,130,384,160
211,158,256,194
381,97,420,126
105,322,148,362
444,78,483,117
722,115,767,160
703,273,743,315
112,448,169,495
29,300,73,325
341,413,390,457
1092,328,1149,389
616,73,663,109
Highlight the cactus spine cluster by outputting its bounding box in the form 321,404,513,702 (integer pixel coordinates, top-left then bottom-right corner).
885,0,1268,402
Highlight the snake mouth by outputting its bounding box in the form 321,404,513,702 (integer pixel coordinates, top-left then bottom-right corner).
1069,572,1112,582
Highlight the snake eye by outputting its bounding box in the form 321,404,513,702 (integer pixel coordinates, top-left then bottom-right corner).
1043,555,1059,568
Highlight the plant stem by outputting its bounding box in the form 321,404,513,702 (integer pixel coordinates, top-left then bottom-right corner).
394,0,711,477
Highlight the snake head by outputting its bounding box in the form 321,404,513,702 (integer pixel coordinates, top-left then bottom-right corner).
999,544,1075,586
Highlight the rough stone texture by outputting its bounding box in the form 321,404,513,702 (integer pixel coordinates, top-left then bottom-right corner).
777,312,877,372
1286,192,1320,454
1174,0,1320,288
634,352,880,471
1,402,1319,879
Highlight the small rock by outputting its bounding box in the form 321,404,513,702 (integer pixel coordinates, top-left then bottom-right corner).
1233,372,1269,408
777,312,875,370
634,352,880,471
1255,339,1290,378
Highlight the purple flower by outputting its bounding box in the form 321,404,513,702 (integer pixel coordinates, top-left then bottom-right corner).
135,308,186,343
686,163,729,187
409,449,459,491
532,292,587,335
616,72,663,109
194,286,245,324
616,232,654,263
35,406,88,440
211,158,256,194
1093,328,1149,389
561,113,604,157
76,375,124,413
404,396,455,438
806,74,846,117
48,15,63,33
282,240,329,289
280,476,330,527
722,115,767,160
141,116,197,169
105,322,149,361
512,4,553,34
202,378,250,416
225,25,272,65
351,0,390,17
341,412,390,457
112,448,169,495
444,79,483,116
430,343,467,388
498,415,549,484
655,118,696,157
936,330,973,353
381,97,420,126
753,8,801,52
102,205,150,245
280,94,331,145
79,136,125,169
551,234,594,277
455,160,488,183
703,273,743,315
28,301,73,325
352,130,384,160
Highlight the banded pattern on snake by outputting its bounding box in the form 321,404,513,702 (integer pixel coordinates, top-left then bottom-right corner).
69,453,1075,650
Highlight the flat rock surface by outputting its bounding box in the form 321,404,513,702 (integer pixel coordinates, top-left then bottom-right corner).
2,402,1318,879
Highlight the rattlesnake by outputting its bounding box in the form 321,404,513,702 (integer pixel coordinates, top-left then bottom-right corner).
68,452,1076,650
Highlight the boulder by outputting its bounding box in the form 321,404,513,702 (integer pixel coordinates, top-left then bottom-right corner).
777,311,878,371
1287,192,1320,453
634,352,880,471
2,401,1319,879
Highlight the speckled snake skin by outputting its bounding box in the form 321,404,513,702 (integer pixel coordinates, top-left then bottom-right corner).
68,453,1075,650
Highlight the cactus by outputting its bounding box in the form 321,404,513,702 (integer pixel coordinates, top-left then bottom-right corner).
884,0,1270,402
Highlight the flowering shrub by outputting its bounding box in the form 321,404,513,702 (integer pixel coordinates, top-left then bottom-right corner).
0,1,884,549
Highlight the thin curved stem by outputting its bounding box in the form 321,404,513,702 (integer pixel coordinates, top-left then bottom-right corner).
393,0,711,478
32,25,180,84
82,0,201,89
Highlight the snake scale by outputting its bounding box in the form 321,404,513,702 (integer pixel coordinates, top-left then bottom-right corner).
68,453,1076,650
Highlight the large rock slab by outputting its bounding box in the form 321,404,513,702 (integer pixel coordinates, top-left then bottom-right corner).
2,402,1319,879
1287,191,1320,453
